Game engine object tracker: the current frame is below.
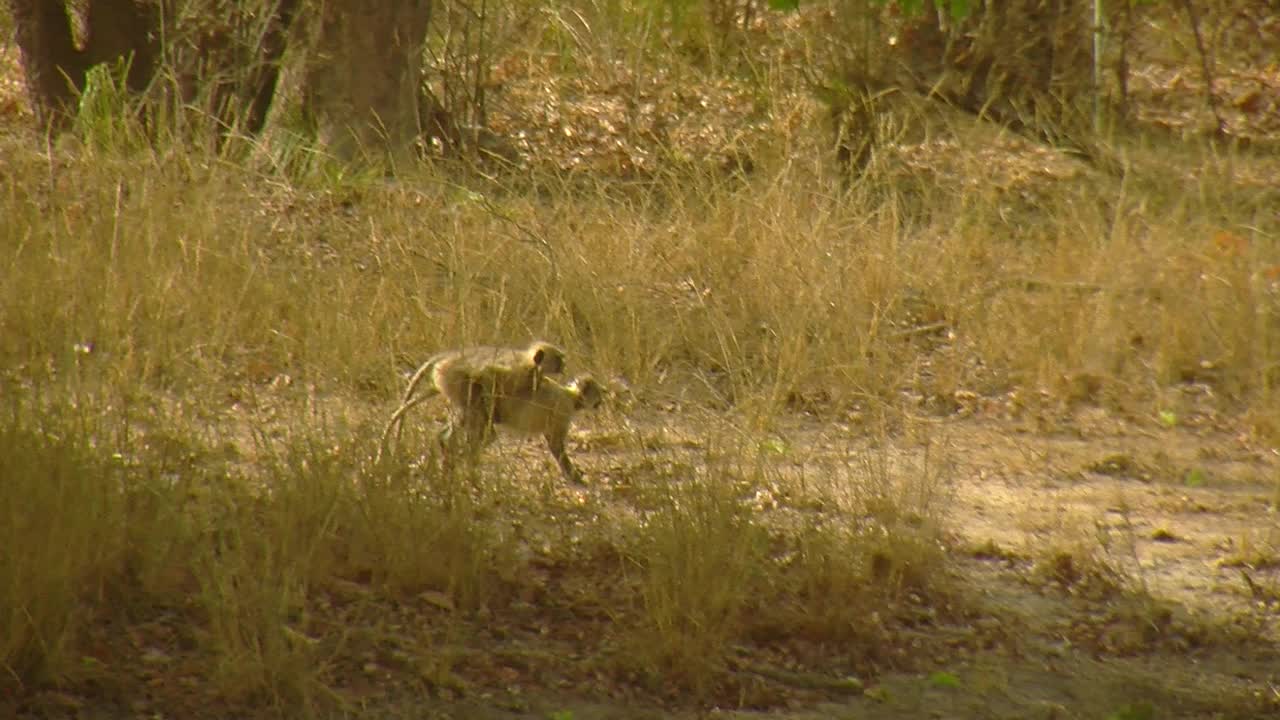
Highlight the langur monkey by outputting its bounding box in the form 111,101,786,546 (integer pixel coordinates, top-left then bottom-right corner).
377,340,566,463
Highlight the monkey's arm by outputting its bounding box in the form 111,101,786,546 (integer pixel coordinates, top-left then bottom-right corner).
546,431,586,484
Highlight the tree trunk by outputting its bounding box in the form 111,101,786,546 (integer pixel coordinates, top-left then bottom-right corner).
300,0,433,164
7,0,158,129
10,0,435,165
8,0,86,127
242,0,300,136
83,0,158,91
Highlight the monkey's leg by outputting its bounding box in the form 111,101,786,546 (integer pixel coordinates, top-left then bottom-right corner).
546,432,585,484
441,399,495,476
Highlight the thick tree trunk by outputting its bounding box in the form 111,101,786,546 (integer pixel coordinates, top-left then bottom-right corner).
300,0,433,164
83,0,158,91
11,0,434,163
7,0,158,129
8,0,86,127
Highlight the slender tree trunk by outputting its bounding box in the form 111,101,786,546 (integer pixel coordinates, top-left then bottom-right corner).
300,0,433,165
160,0,298,142
242,0,300,136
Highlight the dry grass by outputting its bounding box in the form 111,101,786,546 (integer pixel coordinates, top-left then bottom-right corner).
2,1,1279,716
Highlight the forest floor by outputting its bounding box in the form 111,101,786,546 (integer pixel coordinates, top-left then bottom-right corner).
351,394,1280,719
25,385,1273,720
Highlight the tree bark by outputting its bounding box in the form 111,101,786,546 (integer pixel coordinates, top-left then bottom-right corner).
8,0,86,127
165,0,300,139
10,0,435,165
300,0,433,164
83,0,158,91
7,0,158,129
242,0,300,136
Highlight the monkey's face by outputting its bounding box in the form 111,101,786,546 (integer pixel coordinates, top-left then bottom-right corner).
572,376,606,410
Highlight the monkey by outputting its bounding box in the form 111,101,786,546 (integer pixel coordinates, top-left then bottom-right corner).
421,373,605,482
384,369,604,484
399,339,566,409
462,373,606,484
376,340,567,463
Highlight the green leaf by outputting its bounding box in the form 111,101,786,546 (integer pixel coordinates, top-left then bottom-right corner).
767,0,801,11
928,670,961,688
1184,468,1207,487
947,0,971,20
1158,410,1178,427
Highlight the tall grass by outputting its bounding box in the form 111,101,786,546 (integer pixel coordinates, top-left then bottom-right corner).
1,394,129,686
4,117,1276,424
612,421,954,698
0,381,525,704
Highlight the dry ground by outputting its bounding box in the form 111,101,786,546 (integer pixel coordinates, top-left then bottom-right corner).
28,382,1271,720
368,395,1280,719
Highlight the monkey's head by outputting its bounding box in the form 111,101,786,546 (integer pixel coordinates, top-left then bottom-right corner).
527,341,567,376
569,375,606,411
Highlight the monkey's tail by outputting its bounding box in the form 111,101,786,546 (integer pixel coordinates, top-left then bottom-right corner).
375,393,436,463
400,354,445,406
374,356,442,464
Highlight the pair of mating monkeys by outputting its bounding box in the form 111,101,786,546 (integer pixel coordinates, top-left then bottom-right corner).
377,340,603,482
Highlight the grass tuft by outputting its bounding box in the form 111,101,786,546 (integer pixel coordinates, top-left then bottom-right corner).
0,395,129,687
